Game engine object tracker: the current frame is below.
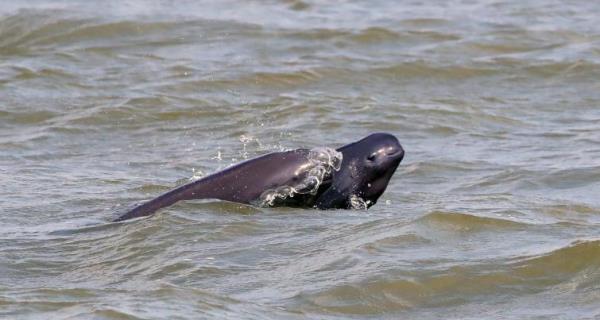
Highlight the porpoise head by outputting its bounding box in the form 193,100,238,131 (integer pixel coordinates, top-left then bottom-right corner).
315,133,404,209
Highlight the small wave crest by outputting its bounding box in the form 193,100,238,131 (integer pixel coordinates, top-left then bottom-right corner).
256,147,342,207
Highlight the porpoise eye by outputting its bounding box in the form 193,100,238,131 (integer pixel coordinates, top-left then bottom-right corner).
367,153,376,161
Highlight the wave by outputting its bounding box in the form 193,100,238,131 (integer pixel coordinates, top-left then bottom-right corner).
296,239,600,314
0,9,259,54
0,283,283,319
282,26,459,43
415,210,528,232
0,109,58,125
533,166,600,190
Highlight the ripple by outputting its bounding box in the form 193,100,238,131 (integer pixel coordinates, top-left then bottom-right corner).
415,210,528,232
0,109,58,125
282,25,459,45
0,284,280,319
370,62,499,80
534,166,600,190
0,10,85,53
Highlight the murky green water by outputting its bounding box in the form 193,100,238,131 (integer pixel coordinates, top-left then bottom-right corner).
2,1,600,319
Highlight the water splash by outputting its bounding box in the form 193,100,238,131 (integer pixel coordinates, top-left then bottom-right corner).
257,147,342,206
189,168,204,181
349,194,371,209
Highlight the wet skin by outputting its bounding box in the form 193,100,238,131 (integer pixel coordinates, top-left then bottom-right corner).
114,133,404,221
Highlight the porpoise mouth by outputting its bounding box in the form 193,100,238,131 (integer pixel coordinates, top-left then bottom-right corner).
386,146,405,161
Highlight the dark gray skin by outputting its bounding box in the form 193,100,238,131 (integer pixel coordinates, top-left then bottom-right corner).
114,133,404,221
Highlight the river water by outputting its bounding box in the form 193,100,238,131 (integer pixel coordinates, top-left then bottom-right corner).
1,1,600,319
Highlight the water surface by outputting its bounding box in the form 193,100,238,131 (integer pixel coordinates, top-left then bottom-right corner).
2,1,600,319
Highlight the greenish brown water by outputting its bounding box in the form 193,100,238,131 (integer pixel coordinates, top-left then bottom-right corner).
2,1,600,319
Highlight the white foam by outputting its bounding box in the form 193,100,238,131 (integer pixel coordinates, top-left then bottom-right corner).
257,147,342,207
349,194,371,210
